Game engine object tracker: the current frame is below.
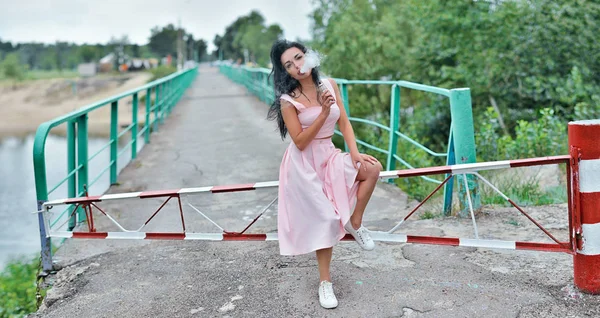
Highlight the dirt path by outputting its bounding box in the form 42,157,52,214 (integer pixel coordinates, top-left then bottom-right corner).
0,72,152,139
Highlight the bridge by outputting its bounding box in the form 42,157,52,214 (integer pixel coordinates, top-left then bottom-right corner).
30,64,599,317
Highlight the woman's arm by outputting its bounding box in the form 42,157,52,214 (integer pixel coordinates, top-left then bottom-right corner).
328,79,366,170
281,99,332,151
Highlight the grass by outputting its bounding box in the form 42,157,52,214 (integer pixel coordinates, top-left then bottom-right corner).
480,169,568,207
419,211,439,220
147,65,177,82
0,70,79,82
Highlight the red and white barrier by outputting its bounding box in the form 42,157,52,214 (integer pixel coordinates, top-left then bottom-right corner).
44,156,568,207
47,231,568,252
569,119,600,294
40,150,587,296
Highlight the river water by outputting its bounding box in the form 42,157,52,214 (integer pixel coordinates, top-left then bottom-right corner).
0,134,138,269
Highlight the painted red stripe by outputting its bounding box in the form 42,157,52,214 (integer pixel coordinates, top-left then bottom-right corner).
222,233,267,241
515,242,571,253
72,232,108,239
580,193,600,224
145,233,186,240
343,234,461,245
574,254,600,293
139,189,181,198
509,155,570,168
211,183,256,193
407,235,460,246
397,166,452,178
569,123,600,159
64,196,102,204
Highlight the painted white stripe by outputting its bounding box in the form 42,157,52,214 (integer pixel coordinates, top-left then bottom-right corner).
106,232,146,239
184,233,224,241
44,199,67,206
178,187,213,195
100,192,143,200
265,233,278,241
570,119,600,126
579,159,600,193
254,181,279,189
369,231,408,243
452,160,511,174
460,238,516,250
50,231,73,238
379,171,400,178
580,223,600,255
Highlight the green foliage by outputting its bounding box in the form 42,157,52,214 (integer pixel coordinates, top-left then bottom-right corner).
480,172,567,207
477,107,567,161
148,65,177,82
0,23,208,75
311,0,600,131
149,24,179,58
0,256,44,317
0,53,27,87
213,10,283,66
420,211,438,220
78,45,99,63
309,0,600,205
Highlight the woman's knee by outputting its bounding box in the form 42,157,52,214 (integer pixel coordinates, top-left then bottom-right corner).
368,161,383,180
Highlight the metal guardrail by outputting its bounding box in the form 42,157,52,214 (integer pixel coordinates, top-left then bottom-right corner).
218,62,479,216
33,67,198,271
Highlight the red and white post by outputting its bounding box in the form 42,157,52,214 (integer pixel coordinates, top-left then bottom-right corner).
569,119,600,294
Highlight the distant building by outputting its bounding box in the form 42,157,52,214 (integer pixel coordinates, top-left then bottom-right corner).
77,63,97,77
126,58,159,71
99,53,115,72
99,53,159,73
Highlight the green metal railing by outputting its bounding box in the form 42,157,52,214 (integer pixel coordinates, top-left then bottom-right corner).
33,67,198,271
219,62,479,216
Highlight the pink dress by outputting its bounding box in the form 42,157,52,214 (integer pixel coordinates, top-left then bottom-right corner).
277,79,360,256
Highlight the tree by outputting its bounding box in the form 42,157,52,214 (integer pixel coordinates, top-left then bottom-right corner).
214,11,283,66
310,0,600,133
195,39,208,61
0,38,15,60
148,24,178,57
213,35,223,59
217,10,266,61
39,49,57,70
78,45,98,63
54,41,72,70
1,52,27,88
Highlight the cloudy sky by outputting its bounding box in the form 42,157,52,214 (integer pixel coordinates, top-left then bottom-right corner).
0,0,316,51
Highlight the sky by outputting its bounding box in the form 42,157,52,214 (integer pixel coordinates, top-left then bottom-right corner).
0,0,316,51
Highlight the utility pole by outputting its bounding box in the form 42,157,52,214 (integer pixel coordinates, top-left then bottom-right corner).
177,18,183,70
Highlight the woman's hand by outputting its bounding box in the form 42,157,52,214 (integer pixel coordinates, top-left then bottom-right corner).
351,152,379,172
319,89,335,116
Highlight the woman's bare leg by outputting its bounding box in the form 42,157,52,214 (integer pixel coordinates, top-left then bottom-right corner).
349,160,383,229
316,247,333,282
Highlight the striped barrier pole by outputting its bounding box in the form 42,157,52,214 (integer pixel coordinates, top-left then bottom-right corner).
569,119,600,294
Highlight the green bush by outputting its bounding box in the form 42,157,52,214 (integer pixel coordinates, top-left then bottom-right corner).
0,256,44,317
477,107,567,162
148,65,177,82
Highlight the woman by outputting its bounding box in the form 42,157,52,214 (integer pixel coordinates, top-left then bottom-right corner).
267,40,382,309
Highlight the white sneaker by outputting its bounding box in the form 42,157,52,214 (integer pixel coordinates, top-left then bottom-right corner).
344,222,375,251
318,281,338,309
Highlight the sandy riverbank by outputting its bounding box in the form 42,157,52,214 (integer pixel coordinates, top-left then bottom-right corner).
0,72,154,140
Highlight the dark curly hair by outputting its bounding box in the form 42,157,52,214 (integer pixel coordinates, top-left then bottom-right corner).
267,39,321,139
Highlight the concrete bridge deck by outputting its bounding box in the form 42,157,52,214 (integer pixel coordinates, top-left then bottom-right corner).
34,65,598,317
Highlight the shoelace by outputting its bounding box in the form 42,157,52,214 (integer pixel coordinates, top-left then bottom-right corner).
321,282,335,299
356,227,371,244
